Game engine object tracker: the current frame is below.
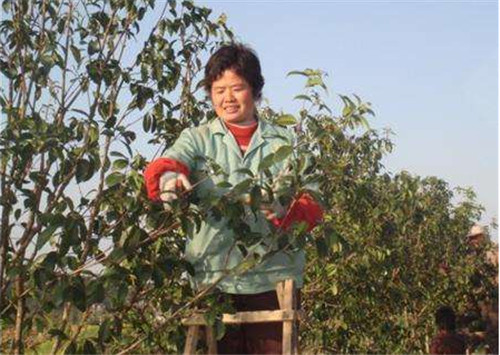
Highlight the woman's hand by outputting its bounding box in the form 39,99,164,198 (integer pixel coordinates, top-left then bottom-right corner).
260,200,287,221
159,172,192,209
239,189,288,221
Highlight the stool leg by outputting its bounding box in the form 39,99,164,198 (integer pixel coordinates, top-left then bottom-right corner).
292,316,299,355
184,325,200,355
205,326,218,354
281,279,297,355
276,281,285,310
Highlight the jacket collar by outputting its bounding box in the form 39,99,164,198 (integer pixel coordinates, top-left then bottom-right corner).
209,117,276,159
209,117,276,138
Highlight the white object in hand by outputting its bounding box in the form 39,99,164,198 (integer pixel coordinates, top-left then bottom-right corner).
159,172,192,208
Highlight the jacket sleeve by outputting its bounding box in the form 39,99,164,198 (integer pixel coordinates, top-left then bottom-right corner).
143,128,199,201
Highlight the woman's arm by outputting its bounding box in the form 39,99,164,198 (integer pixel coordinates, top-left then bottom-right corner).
144,128,200,201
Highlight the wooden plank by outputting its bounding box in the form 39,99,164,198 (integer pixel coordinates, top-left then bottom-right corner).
292,283,299,355
282,279,295,355
205,326,217,354
293,313,299,355
276,280,285,310
182,310,303,326
183,325,199,355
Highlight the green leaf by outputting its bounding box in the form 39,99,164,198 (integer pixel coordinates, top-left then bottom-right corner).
216,181,232,188
67,277,87,312
143,113,151,132
87,61,101,83
64,256,79,270
306,76,325,89
2,0,11,12
34,316,46,333
237,243,248,258
87,280,105,305
135,85,154,110
88,40,100,55
104,248,125,266
112,159,129,170
152,266,165,288
104,115,117,128
36,225,58,252
40,54,54,67
110,151,127,158
273,145,293,164
358,116,370,130
331,283,338,296
71,108,89,117
315,237,328,258
342,105,352,117
286,70,308,77
235,168,254,177
89,125,99,144
258,153,275,171
217,12,227,25
41,251,58,271
53,52,64,68
119,226,147,251
33,268,54,289
76,159,93,183
57,18,65,33
275,114,296,126
53,279,67,307
70,45,81,64
293,94,312,102
98,319,112,343
325,227,341,248
250,185,262,212
231,179,253,196
105,172,125,187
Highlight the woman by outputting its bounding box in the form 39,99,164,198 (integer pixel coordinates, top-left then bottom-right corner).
144,43,323,354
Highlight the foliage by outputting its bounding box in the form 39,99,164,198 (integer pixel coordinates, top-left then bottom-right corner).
283,70,496,354
0,1,496,354
0,0,234,353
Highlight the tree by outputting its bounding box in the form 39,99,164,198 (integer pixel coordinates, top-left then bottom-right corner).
281,71,496,353
0,0,234,353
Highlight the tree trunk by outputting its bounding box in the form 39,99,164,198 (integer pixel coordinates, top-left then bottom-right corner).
0,132,12,310
13,274,25,355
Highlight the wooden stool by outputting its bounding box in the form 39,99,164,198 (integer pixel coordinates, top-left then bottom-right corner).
182,279,301,355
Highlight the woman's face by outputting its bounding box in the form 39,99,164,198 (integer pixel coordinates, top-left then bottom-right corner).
210,69,256,125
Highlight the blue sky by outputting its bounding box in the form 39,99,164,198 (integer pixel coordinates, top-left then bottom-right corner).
196,0,498,237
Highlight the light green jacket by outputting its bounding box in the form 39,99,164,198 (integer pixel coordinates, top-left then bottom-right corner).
164,117,305,294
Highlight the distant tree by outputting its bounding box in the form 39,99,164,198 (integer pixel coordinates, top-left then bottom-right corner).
285,71,496,353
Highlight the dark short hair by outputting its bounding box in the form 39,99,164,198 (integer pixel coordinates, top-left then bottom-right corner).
435,306,457,331
204,43,264,100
